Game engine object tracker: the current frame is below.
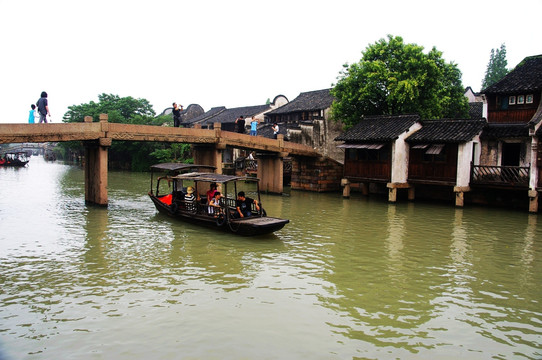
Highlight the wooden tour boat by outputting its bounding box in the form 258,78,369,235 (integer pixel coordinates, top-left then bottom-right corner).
0,152,30,167
148,163,289,236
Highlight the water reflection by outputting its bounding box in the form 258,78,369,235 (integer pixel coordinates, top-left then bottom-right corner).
83,206,109,272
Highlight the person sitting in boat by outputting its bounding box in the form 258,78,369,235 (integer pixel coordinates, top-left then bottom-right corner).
234,191,259,218
206,182,218,204
208,191,223,216
184,186,198,211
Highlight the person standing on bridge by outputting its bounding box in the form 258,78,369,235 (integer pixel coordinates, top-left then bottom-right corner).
250,116,259,136
272,123,279,139
28,104,37,124
235,115,245,134
172,103,183,127
36,91,50,123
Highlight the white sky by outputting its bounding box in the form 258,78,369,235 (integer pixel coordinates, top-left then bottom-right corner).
1,0,542,124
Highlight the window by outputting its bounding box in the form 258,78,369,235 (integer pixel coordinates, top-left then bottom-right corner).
526,94,534,104
517,95,525,104
422,144,447,162
509,96,516,105
498,96,508,110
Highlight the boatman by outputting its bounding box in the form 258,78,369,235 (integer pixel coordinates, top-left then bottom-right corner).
234,191,259,218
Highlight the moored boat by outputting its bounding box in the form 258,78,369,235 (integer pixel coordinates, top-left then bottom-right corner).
148,163,289,236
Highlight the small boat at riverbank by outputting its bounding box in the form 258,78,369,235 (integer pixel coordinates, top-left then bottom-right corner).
148,163,289,236
0,152,29,167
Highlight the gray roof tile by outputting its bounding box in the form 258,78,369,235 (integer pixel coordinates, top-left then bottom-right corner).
335,114,420,142
407,119,486,143
267,88,334,115
480,123,530,139
482,55,542,94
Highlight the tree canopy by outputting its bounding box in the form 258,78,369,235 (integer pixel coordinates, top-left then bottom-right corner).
59,94,192,170
481,44,509,90
331,35,469,128
62,93,157,124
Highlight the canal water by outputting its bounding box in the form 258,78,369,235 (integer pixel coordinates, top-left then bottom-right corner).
1,156,541,359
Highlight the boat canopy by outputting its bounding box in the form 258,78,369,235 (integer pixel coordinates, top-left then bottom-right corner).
150,163,216,172
172,172,259,184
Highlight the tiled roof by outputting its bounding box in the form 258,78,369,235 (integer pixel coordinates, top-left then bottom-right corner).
266,88,334,115
258,122,288,139
183,106,226,124
469,102,484,119
528,101,542,127
482,55,542,94
406,119,486,143
480,123,530,139
184,104,271,125
335,114,420,142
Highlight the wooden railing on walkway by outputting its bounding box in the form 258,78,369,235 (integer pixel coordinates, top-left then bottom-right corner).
471,164,530,187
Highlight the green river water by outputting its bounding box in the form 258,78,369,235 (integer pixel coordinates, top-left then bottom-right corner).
0,156,541,359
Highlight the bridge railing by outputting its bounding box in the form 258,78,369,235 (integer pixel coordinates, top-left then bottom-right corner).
0,121,320,157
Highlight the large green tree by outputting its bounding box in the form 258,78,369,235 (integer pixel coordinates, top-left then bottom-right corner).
331,35,469,128
481,44,508,90
60,94,191,170
63,93,157,124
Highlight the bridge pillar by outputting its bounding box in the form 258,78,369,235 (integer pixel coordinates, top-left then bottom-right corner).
84,138,110,206
257,152,285,194
84,114,110,206
191,123,224,174
193,145,223,174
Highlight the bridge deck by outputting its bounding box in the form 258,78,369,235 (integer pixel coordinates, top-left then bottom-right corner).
0,122,319,157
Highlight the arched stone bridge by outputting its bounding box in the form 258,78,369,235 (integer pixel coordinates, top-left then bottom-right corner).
0,114,328,205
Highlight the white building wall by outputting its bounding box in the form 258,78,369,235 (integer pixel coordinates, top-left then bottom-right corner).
391,122,422,183
456,141,475,187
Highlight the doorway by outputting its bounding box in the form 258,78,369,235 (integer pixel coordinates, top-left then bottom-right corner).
501,142,521,166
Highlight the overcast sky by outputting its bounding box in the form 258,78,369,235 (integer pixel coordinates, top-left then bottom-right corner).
2,0,542,124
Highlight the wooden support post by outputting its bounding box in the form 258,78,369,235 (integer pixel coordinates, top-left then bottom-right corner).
361,182,369,196
528,190,539,213
257,153,283,194
455,191,465,207
387,183,409,203
454,186,470,208
408,186,415,201
341,178,350,198
388,187,397,203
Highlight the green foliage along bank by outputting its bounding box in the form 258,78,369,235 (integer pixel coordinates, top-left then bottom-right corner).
59,93,193,170
331,35,469,129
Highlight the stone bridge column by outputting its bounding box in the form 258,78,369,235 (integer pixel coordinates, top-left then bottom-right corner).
257,152,286,194
191,123,224,174
193,145,223,174
84,114,110,206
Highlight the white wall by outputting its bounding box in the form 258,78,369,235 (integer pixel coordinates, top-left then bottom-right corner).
456,141,475,187
391,122,422,183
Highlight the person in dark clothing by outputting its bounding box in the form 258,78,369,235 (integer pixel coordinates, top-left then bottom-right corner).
234,191,259,218
36,91,50,123
235,115,245,134
172,103,183,127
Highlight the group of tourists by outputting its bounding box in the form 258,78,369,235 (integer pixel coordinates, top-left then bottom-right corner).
28,91,51,124
182,182,259,219
235,115,279,138
171,101,280,139
235,115,261,136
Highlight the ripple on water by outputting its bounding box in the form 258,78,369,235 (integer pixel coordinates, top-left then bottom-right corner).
1,161,542,359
